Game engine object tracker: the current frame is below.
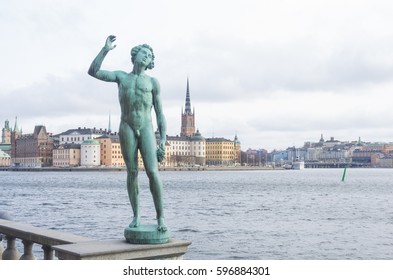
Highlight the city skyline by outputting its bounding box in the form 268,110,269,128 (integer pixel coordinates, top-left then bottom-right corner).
2,0,393,151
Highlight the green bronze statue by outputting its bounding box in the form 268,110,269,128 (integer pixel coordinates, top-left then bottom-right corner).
88,35,167,232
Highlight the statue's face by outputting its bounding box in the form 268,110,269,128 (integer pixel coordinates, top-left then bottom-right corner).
135,47,153,68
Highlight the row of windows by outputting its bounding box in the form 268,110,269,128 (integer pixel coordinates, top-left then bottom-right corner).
206,156,234,159
103,155,124,159
170,146,205,151
206,145,234,149
206,151,234,155
102,150,121,154
169,141,203,145
54,150,77,154
53,155,77,159
170,152,205,156
61,136,92,142
102,144,121,149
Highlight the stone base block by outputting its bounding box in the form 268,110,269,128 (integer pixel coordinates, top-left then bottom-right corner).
124,224,170,244
53,239,191,260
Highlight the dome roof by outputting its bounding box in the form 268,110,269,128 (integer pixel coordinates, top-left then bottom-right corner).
191,129,205,141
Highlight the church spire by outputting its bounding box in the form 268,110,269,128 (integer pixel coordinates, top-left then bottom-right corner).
180,77,196,137
108,112,112,133
184,77,192,114
13,116,21,133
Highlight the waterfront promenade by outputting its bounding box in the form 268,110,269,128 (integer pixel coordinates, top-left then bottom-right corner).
0,166,282,172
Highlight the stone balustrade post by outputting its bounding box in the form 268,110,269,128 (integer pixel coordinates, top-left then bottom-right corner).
20,240,36,260
2,236,21,260
42,245,54,260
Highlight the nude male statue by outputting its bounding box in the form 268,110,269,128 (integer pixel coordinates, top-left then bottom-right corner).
88,35,167,231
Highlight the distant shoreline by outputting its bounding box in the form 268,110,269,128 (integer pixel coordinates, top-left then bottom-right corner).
0,166,283,172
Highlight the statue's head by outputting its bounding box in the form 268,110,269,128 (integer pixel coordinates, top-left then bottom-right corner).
131,44,155,70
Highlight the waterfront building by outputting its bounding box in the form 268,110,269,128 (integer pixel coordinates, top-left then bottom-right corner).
271,150,288,163
57,127,108,145
287,146,307,161
1,119,11,144
96,133,125,167
80,139,100,167
234,134,241,165
245,148,267,166
378,156,393,168
205,136,239,166
190,130,206,166
245,148,258,166
167,129,205,167
12,125,54,167
166,135,193,166
0,149,11,167
305,147,323,161
1,118,18,157
52,143,81,167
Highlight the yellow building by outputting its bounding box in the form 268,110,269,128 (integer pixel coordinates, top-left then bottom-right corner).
96,134,125,167
205,136,240,166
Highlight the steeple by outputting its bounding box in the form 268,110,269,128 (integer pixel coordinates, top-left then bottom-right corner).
180,78,196,137
184,77,192,114
108,113,112,133
13,116,21,134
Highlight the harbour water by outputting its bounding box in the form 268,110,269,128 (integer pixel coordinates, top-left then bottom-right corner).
1,168,392,259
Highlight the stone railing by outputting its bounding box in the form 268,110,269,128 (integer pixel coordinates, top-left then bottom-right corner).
0,219,191,260
0,219,93,260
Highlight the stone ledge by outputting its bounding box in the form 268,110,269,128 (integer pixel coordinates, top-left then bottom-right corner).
53,239,192,260
0,219,92,246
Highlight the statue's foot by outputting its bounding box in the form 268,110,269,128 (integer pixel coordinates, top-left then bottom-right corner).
129,217,140,228
157,217,167,232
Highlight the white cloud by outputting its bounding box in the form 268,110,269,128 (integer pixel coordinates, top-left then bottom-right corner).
1,0,393,151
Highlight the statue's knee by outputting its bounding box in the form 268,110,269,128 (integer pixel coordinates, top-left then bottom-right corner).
146,169,159,180
128,169,138,178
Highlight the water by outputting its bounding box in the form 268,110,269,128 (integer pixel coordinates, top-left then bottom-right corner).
1,169,393,259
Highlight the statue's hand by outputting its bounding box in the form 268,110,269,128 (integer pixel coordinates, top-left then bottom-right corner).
104,35,116,51
157,143,165,163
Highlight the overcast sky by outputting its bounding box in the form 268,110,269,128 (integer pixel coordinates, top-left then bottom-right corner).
1,0,393,151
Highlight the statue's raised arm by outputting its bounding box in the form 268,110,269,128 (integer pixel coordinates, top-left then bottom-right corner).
88,35,118,82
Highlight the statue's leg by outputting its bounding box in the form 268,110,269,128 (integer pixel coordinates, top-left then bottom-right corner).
119,122,140,228
139,126,167,231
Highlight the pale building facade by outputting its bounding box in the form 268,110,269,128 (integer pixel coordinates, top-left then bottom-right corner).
80,139,101,167
52,144,81,167
0,150,11,166
57,127,108,145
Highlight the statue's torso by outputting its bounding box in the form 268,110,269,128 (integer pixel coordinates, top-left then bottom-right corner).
118,73,154,131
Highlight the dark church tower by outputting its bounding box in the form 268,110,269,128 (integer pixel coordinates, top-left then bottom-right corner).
180,78,195,137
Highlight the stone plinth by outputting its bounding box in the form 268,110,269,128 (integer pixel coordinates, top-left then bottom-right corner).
53,239,191,260
124,224,170,244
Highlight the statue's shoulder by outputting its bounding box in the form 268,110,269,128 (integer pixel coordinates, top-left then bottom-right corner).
114,70,129,81
150,76,160,86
